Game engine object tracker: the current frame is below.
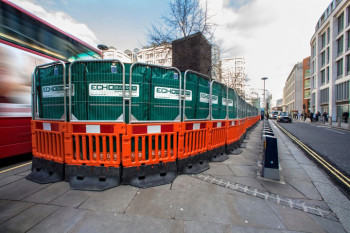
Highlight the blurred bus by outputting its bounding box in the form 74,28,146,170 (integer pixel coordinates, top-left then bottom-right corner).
0,0,101,159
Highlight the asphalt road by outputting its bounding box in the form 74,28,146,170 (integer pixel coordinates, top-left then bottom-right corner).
276,120,350,177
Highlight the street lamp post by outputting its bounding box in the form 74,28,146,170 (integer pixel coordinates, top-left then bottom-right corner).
261,77,268,119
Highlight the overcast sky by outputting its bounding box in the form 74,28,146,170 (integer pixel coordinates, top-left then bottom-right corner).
9,0,331,101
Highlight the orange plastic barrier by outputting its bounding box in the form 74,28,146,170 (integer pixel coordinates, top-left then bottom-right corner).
32,120,66,163
122,123,180,167
226,120,239,146
64,123,125,167
121,123,180,188
207,120,227,161
26,120,67,184
179,121,209,159
177,121,209,174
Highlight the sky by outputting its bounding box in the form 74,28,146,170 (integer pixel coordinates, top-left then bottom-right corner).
9,0,331,102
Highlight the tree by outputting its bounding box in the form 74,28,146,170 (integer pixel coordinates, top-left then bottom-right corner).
147,0,215,45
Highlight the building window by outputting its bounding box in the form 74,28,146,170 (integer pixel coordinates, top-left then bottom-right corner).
337,58,343,78
326,67,330,83
321,32,326,49
338,12,344,34
327,27,331,44
327,47,330,64
320,88,329,103
321,70,325,85
337,36,344,55
347,7,350,26
347,54,350,75
336,81,349,101
312,93,315,106
321,51,326,66
347,30,350,51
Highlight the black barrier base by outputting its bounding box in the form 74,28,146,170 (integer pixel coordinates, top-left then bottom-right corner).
26,157,64,184
65,165,121,191
208,146,228,162
225,142,240,155
122,162,177,188
177,152,209,174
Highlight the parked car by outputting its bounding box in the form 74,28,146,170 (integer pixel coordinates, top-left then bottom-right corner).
270,111,279,119
277,112,292,123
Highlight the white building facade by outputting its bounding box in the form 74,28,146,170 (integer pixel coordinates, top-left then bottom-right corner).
310,0,350,120
103,47,132,63
283,62,303,114
136,44,172,66
220,57,246,95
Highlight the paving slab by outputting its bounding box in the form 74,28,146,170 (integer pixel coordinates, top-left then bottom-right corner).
260,178,306,199
229,194,286,229
23,181,70,204
228,165,257,177
223,155,256,166
126,188,179,219
175,191,234,225
0,200,34,225
27,207,88,233
0,204,58,233
0,178,48,200
203,163,234,176
286,179,322,200
79,185,139,213
308,213,347,233
0,175,23,188
266,201,327,233
184,220,230,233
69,211,180,233
49,189,95,208
282,167,311,181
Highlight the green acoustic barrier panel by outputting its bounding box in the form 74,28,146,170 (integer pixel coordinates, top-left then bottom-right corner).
228,88,237,119
211,82,227,120
130,64,181,121
184,72,211,120
37,64,68,120
70,61,124,121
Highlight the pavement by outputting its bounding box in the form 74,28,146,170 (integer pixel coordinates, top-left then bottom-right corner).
0,120,349,233
295,117,350,132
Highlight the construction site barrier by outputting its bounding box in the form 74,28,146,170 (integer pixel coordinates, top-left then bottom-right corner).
26,120,66,183
27,61,261,190
177,121,209,174
64,122,125,191
121,123,180,188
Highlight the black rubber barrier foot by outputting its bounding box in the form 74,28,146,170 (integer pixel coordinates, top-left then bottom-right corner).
225,142,240,155
26,157,64,184
65,165,121,191
208,146,228,162
122,162,177,188
177,152,209,174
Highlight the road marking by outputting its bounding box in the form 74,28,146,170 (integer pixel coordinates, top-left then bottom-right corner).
0,162,32,174
324,128,345,135
274,122,350,189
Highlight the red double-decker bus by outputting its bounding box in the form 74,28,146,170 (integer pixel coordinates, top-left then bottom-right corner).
0,0,101,159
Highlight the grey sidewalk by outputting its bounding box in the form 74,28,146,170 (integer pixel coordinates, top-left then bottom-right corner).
294,117,350,131
0,121,349,233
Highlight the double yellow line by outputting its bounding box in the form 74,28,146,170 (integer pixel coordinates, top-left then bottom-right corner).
274,123,350,189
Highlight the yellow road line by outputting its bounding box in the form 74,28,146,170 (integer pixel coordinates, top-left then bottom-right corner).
274,123,350,189
0,162,32,174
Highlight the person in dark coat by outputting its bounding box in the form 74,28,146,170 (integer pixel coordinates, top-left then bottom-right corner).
343,112,349,123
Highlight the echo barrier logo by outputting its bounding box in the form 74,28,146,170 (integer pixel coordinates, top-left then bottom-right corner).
154,87,192,101
42,84,74,98
89,84,139,97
